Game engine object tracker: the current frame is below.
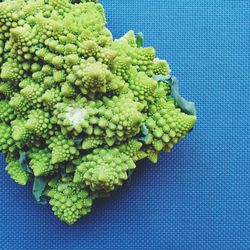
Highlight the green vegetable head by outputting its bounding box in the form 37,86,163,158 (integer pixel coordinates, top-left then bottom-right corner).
0,0,196,224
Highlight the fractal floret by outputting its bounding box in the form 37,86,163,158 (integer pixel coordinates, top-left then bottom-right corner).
0,0,197,224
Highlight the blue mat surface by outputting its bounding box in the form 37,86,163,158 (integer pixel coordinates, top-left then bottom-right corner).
0,1,249,249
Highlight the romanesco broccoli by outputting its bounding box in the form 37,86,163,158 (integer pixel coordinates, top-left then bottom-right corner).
0,0,196,224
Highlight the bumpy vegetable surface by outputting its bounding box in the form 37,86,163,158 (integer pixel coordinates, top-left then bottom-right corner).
0,0,196,224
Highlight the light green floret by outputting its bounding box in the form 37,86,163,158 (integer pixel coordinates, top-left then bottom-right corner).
145,147,160,164
118,139,147,162
61,82,78,98
3,39,12,55
5,160,29,186
22,0,47,21
40,65,54,80
68,59,124,97
53,93,145,145
128,69,157,107
64,54,81,69
144,99,196,162
0,82,16,97
82,136,105,150
69,61,113,97
81,137,146,160
0,0,47,40
155,80,171,100
20,83,47,108
11,119,30,142
41,88,62,109
74,147,136,192
36,14,64,43
111,56,131,81
53,70,66,83
19,77,34,88
97,47,117,66
77,41,117,64
48,132,79,164
11,119,42,148
112,31,156,76
121,30,137,47
78,40,100,58
130,47,155,76
0,100,16,123
45,176,92,225
47,0,72,15
96,94,145,145
71,3,111,44
153,58,171,76
25,109,53,138
28,149,59,176
52,102,88,135
9,24,39,62
1,58,25,83
44,38,66,55
0,123,17,154
0,0,26,39
9,94,31,118
0,39,3,65
35,48,51,62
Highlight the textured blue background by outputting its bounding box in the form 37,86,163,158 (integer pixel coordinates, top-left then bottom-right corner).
0,1,249,249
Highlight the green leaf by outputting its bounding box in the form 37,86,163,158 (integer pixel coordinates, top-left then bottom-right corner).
71,0,99,3
126,169,135,187
136,32,144,48
60,169,67,178
73,135,85,146
127,169,135,179
169,76,196,116
32,176,49,205
34,44,43,50
152,75,171,82
152,75,196,116
91,190,111,200
138,123,149,142
66,165,75,174
19,151,33,174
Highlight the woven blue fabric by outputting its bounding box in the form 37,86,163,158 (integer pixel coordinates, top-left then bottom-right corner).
0,1,249,249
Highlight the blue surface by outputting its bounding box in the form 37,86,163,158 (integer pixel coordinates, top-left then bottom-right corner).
0,1,249,249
